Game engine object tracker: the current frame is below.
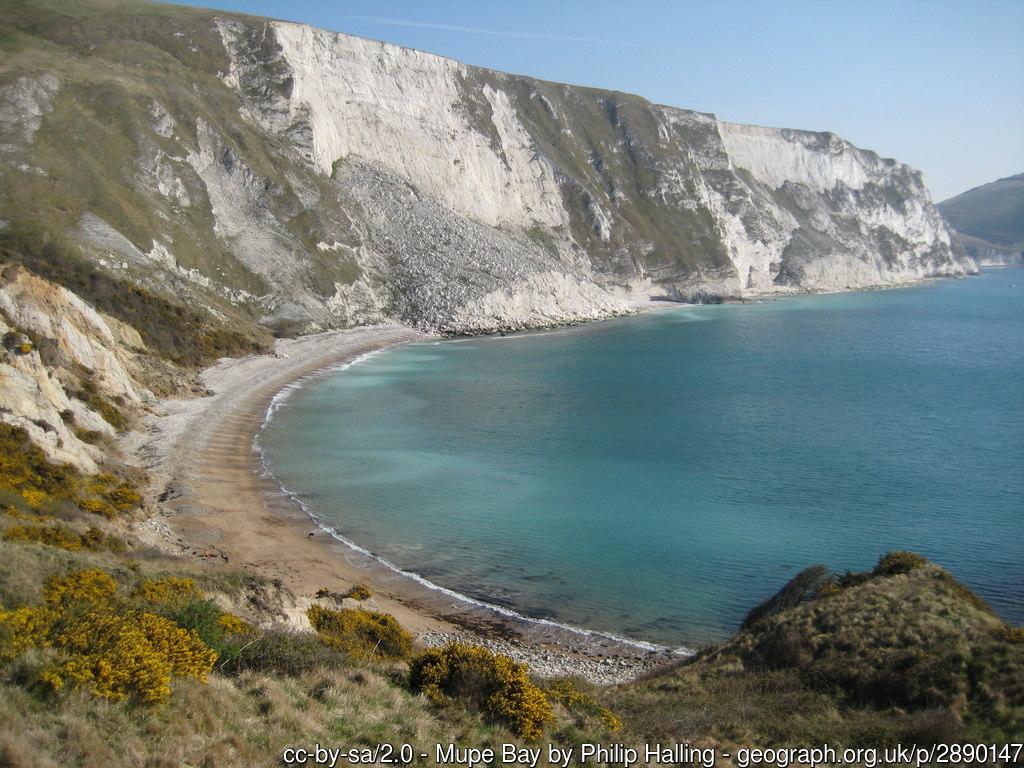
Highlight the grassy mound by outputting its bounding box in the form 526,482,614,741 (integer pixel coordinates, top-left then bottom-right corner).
613,553,1024,746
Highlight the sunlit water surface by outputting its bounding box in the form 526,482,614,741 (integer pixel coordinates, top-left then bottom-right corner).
262,271,1023,646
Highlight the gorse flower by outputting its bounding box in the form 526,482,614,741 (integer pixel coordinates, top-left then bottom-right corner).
43,569,118,608
0,569,217,704
2,522,120,552
307,605,413,660
216,612,251,635
0,424,142,518
409,643,552,739
0,606,58,663
3,523,85,551
134,576,202,606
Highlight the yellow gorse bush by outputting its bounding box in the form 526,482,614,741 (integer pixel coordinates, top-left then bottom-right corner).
409,643,553,740
343,583,373,601
0,569,216,704
0,424,81,507
1,505,54,522
1,522,117,552
217,612,251,635
47,609,184,703
0,424,143,518
43,569,118,607
20,488,49,509
84,473,143,518
0,605,58,662
3,523,86,551
134,612,217,682
134,576,201,606
307,605,413,660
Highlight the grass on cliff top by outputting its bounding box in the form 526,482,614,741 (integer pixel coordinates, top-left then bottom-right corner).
612,554,1024,747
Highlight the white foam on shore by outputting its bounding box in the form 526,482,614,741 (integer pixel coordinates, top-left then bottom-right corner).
251,344,691,657
254,347,388,446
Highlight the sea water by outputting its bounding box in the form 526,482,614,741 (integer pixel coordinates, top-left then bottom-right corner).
260,270,1023,646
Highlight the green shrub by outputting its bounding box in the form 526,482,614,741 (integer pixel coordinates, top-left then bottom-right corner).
409,642,552,739
875,551,928,576
154,598,224,643
217,630,346,677
546,679,622,731
144,589,260,673
70,374,129,432
307,606,412,661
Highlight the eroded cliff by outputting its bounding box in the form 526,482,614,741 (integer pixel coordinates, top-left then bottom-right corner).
0,0,975,343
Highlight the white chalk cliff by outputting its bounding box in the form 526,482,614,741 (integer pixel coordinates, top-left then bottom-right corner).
0,3,976,338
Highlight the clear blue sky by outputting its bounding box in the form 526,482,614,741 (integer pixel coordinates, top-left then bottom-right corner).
172,0,1023,201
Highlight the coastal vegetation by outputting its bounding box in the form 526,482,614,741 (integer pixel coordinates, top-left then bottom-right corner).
314,582,373,604
0,0,1017,762
0,423,142,518
2,286,1023,759
409,643,553,739
0,224,273,368
1,410,1021,764
611,555,1024,746
0,569,216,704
307,605,413,661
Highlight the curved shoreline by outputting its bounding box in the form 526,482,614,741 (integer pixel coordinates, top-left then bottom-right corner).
124,275,980,683
127,322,680,684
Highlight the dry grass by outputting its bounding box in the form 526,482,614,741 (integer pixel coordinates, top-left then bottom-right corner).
611,558,1024,747
0,668,512,768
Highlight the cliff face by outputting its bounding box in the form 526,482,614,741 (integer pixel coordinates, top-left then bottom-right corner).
0,264,152,471
0,0,975,340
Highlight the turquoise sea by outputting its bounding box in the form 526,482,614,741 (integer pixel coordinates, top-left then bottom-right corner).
261,270,1024,647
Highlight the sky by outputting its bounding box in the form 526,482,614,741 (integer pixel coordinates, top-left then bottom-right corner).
172,0,1024,201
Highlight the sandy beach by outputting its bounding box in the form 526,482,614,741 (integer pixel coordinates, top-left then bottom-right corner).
125,322,678,684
